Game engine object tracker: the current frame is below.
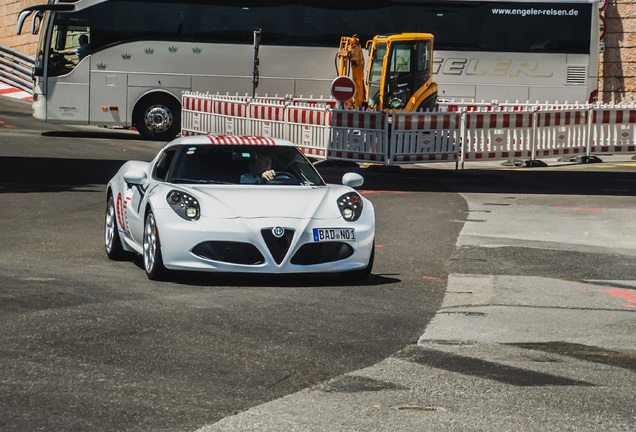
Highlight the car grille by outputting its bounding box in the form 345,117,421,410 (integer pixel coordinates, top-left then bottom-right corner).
261,228,295,265
192,241,265,265
291,242,354,265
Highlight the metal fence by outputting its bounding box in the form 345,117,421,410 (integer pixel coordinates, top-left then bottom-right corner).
0,44,34,94
183,92,636,169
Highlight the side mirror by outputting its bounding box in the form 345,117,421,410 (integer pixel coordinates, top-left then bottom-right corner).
342,172,364,188
124,169,147,186
31,11,42,35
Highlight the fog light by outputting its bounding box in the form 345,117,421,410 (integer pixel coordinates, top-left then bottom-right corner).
342,207,355,220
185,206,199,219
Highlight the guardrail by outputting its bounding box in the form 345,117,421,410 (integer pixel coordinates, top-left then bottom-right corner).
0,44,34,94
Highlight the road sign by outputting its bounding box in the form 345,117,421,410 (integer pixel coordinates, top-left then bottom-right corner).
331,76,356,103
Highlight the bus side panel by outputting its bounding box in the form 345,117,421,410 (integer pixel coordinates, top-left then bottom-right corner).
45,61,90,124
89,72,128,126
433,51,590,103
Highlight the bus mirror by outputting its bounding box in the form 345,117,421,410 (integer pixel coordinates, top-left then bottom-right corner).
31,11,42,35
17,4,74,35
16,10,33,35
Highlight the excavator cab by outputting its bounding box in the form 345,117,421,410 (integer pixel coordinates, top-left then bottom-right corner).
366,33,437,111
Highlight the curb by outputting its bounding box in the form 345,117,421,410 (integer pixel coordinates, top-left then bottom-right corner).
0,84,33,101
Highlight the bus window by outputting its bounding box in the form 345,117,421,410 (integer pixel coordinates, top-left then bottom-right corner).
48,23,90,76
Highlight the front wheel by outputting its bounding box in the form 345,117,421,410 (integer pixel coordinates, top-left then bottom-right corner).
143,211,169,280
133,95,181,141
105,194,128,260
340,242,375,283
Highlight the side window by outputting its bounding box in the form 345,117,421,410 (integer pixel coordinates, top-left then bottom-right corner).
153,148,177,181
48,23,91,76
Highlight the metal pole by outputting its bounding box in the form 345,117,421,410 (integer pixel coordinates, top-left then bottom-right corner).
530,107,539,162
459,109,467,169
252,28,261,99
585,104,594,158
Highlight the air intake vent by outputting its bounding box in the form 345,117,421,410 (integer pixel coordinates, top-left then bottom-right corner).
192,241,264,265
261,228,295,265
567,66,586,85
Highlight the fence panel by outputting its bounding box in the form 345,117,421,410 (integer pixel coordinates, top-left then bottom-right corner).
181,92,215,136
249,100,287,139
391,112,461,163
463,111,535,160
287,103,331,159
591,108,636,154
534,109,589,158
328,109,388,164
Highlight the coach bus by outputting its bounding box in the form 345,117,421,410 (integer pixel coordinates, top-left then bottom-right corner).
17,0,600,140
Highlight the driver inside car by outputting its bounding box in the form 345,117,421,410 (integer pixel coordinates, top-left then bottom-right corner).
240,152,276,183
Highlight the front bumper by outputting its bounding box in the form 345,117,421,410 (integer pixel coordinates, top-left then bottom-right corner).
155,209,375,274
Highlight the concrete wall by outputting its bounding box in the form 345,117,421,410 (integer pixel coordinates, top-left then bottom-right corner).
2,0,635,103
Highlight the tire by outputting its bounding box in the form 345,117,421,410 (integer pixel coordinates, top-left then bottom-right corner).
105,194,128,260
417,92,438,112
340,242,375,283
143,210,169,280
133,94,181,141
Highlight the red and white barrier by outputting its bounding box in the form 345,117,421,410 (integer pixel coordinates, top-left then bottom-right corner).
328,109,388,163
181,92,332,158
591,108,636,154
391,112,461,163
182,93,636,167
286,103,331,158
462,111,535,161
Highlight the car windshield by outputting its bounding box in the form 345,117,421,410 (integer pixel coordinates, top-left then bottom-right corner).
167,144,325,186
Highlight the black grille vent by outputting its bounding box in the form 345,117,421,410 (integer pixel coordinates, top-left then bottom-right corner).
261,228,295,264
291,242,354,265
192,241,264,265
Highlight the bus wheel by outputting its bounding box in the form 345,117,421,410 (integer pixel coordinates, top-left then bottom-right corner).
134,95,181,141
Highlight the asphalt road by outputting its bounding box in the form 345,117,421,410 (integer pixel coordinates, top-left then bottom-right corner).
2,97,636,431
0,97,464,432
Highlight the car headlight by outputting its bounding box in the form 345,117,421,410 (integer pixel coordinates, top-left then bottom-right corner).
338,192,363,222
167,190,200,221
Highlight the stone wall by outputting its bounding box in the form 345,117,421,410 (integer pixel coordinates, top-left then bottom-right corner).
601,1,636,103
2,1,636,103
0,0,40,57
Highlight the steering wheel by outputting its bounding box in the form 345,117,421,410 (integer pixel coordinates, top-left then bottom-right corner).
388,97,405,109
266,171,298,184
49,52,75,70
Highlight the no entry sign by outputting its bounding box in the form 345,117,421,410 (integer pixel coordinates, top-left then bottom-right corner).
331,76,356,103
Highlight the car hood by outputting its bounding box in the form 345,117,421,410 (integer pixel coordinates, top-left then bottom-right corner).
183,185,350,219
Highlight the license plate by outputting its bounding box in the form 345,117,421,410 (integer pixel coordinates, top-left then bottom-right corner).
313,228,356,242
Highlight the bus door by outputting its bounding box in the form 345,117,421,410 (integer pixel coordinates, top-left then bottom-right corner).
43,19,90,124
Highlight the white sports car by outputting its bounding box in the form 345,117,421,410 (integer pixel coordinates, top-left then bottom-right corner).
105,135,375,281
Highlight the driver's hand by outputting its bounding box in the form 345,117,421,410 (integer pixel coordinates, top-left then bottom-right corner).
261,169,275,181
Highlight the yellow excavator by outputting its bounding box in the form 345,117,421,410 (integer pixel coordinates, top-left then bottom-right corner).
337,33,438,111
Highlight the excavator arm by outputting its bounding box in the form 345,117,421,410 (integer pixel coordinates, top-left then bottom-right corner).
336,35,366,108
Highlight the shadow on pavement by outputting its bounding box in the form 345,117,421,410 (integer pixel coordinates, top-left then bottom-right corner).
2,155,636,197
